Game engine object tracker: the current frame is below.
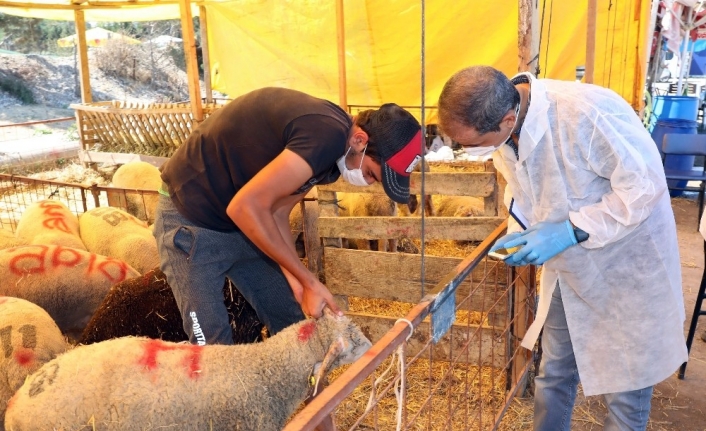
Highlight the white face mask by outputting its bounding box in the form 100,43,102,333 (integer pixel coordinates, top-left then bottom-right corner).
463,105,520,157
337,146,370,187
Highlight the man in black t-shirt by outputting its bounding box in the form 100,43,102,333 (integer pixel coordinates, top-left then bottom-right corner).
154,87,423,345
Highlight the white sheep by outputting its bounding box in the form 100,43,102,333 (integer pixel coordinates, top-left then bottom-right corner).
337,192,398,252
0,297,67,431
0,229,23,251
111,161,162,223
0,245,140,340
14,200,86,251
434,195,485,217
78,207,159,275
5,309,372,431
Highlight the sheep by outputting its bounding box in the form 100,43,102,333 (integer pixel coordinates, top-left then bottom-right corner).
111,161,162,223
0,245,140,340
0,297,67,431
337,192,398,252
14,200,86,251
5,309,372,431
79,268,266,345
434,195,485,217
78,207,159,275
0,229,23,251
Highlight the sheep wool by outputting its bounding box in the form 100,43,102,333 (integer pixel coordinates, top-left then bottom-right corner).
6,311,372,431
434,195,485,217
0,245,140,340
79,268,265,345
14,200,86,251
337,192,398,252
0,297,67,431
0,229,23,251
78,207,159,275
111,161,162,223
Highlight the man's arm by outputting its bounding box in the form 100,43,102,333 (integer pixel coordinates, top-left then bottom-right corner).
226,148,340,317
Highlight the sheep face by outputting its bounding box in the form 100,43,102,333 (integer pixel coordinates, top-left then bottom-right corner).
320,309,371,369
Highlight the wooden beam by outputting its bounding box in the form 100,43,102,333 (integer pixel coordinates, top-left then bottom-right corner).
317,216,504,241
324,248,508,314
585,0,598,83
198,5,213,104
73,10,92,103
518,0,540,74
179,0,204,122
335,0,348,110
317,172,497,197
349,312,506,367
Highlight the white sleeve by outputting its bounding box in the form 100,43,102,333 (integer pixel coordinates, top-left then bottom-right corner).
568,112,667,248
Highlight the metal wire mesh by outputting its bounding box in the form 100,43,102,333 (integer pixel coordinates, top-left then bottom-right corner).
0,173,159,231
285,221,537,431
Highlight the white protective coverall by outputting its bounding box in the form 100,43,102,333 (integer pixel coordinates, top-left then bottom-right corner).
493,73,688,396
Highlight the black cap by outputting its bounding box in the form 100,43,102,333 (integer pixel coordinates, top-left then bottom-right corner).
366,104,423,204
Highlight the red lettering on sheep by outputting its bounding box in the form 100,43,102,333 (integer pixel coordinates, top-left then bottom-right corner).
8,245,49,276
38,201,71,233
298,321,317,342
50,247,82,268
86,253,129,283
138,339,203,380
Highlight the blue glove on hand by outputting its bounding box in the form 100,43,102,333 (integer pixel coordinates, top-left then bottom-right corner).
490,232,523,253
502,220,578,266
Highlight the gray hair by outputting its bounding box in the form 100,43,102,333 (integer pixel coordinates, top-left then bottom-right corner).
438,66,520,134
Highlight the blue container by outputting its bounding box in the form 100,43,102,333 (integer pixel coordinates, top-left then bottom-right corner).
651,118,698,196
649,95,699,131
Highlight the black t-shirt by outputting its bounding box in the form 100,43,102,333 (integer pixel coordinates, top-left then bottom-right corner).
161,87,352,232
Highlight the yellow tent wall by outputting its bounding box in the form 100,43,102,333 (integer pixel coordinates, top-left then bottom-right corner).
206,0,650,120
0,0,651,115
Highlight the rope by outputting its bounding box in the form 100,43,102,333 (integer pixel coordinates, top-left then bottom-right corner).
538,0,548,76
363,318,414,431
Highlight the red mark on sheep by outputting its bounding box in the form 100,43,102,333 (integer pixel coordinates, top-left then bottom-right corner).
298,321,317,342
9,245,49,276
51,247,81,268
138,339,203,380
86,253,130,283
14,349,34,367
39,201,72,233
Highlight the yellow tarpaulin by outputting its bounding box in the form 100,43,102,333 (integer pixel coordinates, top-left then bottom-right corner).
0,0,650,116
206,0,650,121
57,27,141,47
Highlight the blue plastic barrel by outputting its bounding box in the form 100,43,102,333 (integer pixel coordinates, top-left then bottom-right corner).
649,95,699,132
651,118,698,196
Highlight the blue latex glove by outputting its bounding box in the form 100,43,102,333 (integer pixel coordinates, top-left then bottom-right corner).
502,220,578,266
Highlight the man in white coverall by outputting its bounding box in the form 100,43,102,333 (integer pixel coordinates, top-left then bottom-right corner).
437,66,688,431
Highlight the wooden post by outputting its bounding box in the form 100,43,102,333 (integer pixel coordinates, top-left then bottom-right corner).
73,10,92,103
585,0,598,83
179,0,204,122
198,5,213,104
335,0,348,110
518,0,532,72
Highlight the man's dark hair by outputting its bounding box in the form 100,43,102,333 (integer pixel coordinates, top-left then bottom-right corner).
438,66,520,134
353,109,381,163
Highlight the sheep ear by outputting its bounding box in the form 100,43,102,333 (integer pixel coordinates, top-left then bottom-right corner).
312,337,346,396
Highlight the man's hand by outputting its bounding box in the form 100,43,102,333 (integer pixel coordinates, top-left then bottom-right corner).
503,220,577,266
300,277,342,318
281,267,305,303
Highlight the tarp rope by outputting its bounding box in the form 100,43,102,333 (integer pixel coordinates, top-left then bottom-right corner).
541,0,555,77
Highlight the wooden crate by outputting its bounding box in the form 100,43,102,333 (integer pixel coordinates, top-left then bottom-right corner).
311,165,509,364
71,100,228,157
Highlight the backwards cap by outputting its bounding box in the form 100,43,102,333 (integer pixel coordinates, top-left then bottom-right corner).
365,104,423,204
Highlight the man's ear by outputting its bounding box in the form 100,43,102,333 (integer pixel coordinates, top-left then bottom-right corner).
501,108,517,128
349,127,369,153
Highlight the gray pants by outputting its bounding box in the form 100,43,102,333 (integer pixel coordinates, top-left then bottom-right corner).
152,196,305,345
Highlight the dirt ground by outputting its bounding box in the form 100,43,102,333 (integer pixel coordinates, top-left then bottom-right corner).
504,197,706,431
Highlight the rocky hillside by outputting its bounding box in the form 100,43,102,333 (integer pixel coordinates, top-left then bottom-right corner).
0,43,209,113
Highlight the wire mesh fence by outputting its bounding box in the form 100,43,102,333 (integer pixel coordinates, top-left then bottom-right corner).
285,221,537,431
0,173,158,231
